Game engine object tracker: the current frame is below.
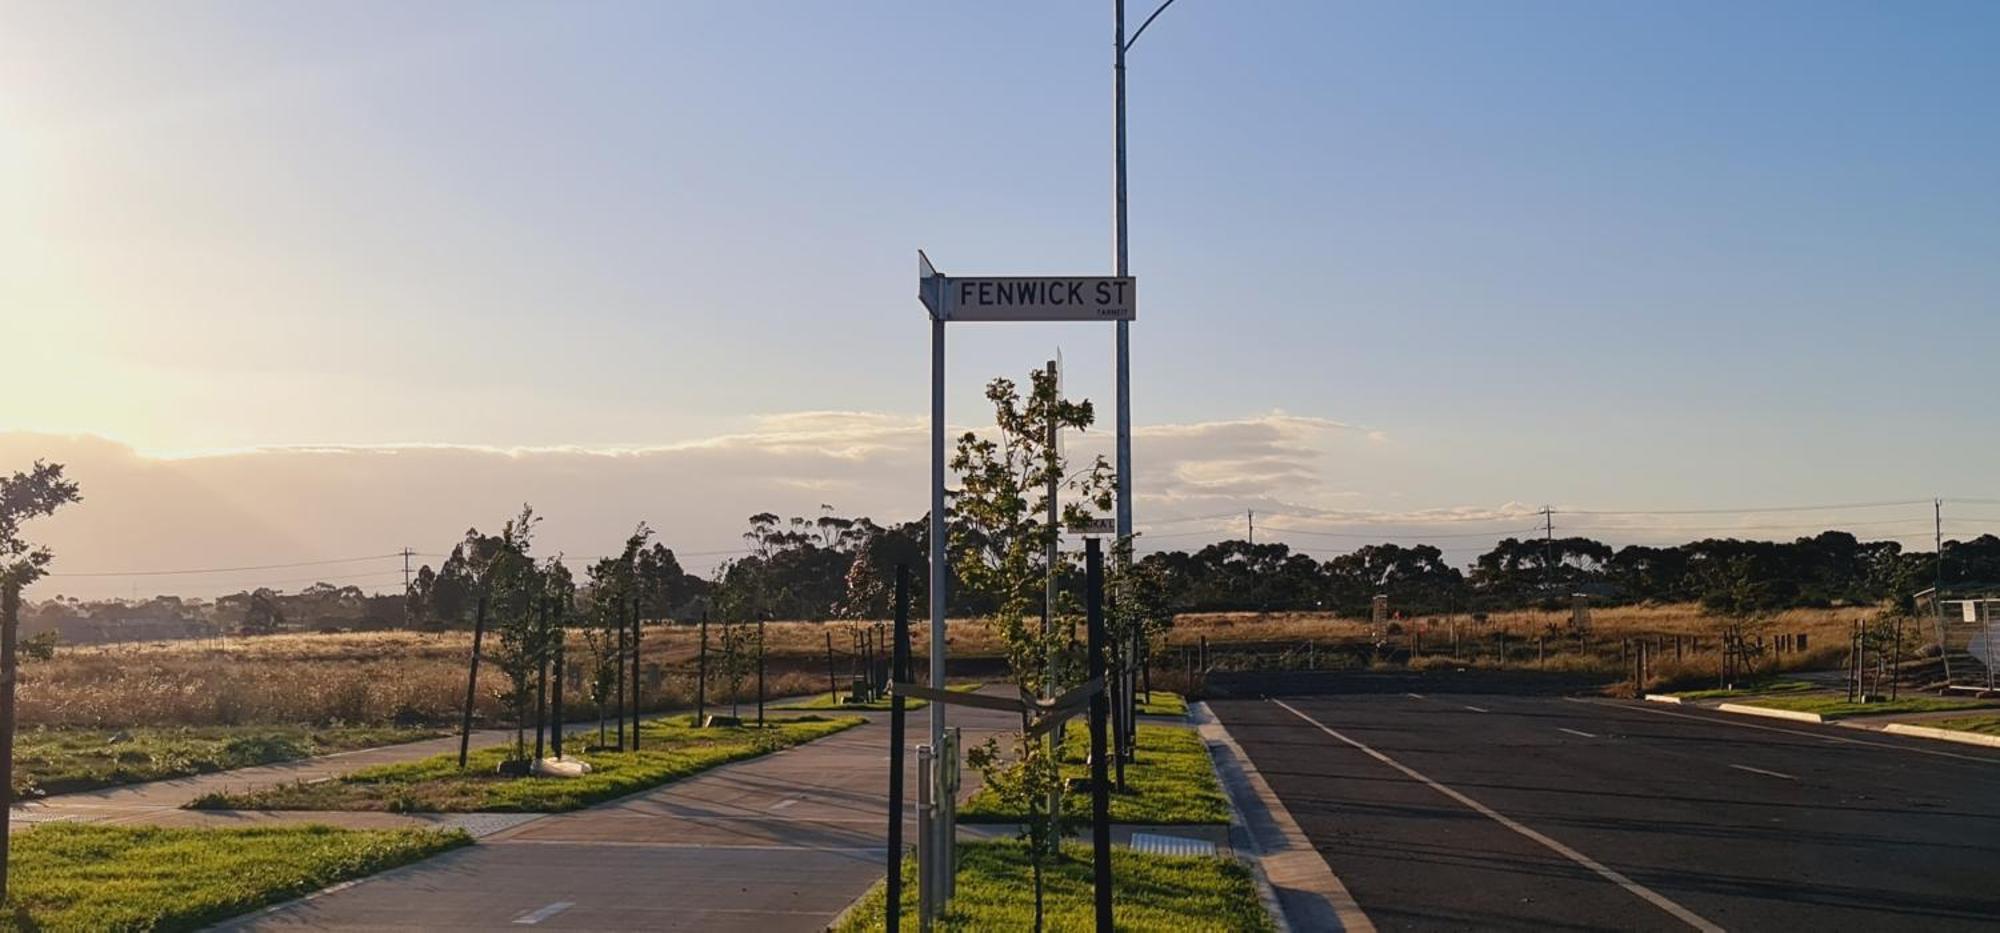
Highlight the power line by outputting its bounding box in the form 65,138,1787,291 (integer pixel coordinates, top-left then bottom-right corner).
1564,499,1931,517
1136,510,1248,527
50,553,405,578
1264,525,1546,540
1561,517,1937,534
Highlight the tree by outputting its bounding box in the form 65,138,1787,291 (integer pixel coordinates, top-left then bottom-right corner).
584,549,633,749
1,461,83,901
485,505,545,765
240,588,287,635
452,525,511,768
951,368,1113,930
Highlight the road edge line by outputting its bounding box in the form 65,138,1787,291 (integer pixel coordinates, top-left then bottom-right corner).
1193,701,1374,933
1270,699,1722,933
1883,723,2000,748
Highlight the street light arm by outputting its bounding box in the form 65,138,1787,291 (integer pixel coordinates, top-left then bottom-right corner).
1124,0,1180,51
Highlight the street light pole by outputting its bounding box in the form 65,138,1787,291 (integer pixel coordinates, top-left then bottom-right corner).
1113,0,1133,558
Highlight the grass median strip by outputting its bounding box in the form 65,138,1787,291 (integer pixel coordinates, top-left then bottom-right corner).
13,725,445,798
834,839,1273,932
1913,714,2000,737
959,723,1229,825
1743,694,1997,720
1669,680,1813,701
0,823,467,931
1135,692,1187,717
186,715,862,813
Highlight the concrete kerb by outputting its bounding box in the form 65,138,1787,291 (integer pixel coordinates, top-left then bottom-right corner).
1883,723,2000,748
1194,701,1375,933
1716,702,1825,724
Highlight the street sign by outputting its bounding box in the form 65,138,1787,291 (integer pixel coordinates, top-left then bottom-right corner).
946,276,1135,322
918,253,1134,322
1069,517,1117,536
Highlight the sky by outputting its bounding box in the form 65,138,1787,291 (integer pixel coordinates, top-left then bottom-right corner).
4,1,1998,597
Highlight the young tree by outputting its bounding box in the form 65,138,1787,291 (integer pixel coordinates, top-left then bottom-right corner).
541,556,576,760
951,368,1113,928
482,505,546,766
721,621,751,720
454,525,512,768
584,553,630,749
1,461,83,900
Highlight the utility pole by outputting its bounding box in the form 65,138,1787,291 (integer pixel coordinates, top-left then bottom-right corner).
1542,507,1556,597
401,547,414,626
1936,497,1945,651
1247,509,1254,546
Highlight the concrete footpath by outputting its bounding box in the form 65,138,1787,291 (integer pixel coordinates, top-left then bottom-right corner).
218,706,1017,931
13,705,820,833
12,729,524,833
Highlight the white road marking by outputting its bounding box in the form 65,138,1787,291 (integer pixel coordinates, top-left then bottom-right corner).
1598,698,2000,765
512,901,574,925
1405,692,1426,699
499,840,884,852
1463,705,1490,713
1272,699,1723,933
1558,727,1598,738
771,798,799,810
1729,764,1797,781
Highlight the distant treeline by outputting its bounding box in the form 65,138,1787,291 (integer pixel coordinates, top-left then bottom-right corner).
22,584,404,643
412,510,2000,626
34,516,1996,639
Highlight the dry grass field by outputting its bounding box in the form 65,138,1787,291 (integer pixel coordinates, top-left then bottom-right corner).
1160,603,1886,693
20,604,1892,728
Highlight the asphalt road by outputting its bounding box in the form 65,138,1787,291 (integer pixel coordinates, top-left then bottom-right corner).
1208,671,2000,932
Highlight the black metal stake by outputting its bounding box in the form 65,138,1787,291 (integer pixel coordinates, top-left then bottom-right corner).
887,564,911,932
630,594,642,750
697,613,709,727
552,607,565,760
534,599,549,763
459,593,488,769
1085,538,1113,931
615,595,627,750
826,628,838,703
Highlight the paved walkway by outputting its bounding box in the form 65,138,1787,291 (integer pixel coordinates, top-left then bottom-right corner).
219,704,1019,931
12,704,829,833
12,730,522,832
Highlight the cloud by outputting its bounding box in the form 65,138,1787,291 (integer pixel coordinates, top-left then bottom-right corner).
0,410,1380,598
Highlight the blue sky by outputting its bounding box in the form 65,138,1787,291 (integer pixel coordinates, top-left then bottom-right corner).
5,1,1999,590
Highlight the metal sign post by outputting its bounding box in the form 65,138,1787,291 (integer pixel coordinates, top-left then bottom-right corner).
914,251,1134,920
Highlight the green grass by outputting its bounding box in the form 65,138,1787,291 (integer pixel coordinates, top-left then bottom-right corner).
1921,714,2000,737
835,839,1272,932
1670,680,1814,701
960,724,1229,825
187,715,862,813
1135,692,1188,717
787,682,982,711
1744,694,1998,719
11,725,445,798
0,823,467,932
